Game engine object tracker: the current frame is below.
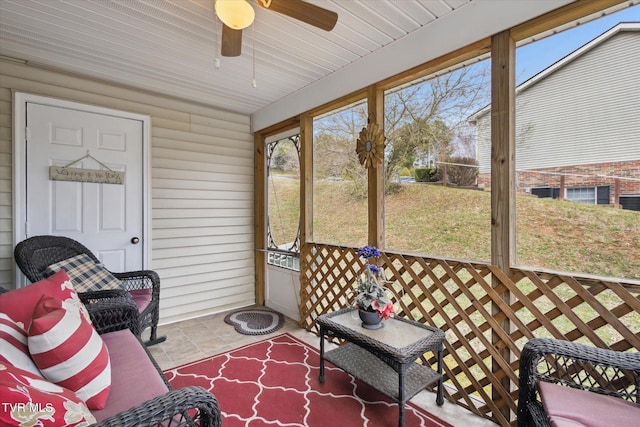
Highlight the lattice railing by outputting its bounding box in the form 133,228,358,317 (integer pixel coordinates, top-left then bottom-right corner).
299,243,640,426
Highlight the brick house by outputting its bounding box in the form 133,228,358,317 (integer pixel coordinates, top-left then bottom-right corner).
470,23,640,210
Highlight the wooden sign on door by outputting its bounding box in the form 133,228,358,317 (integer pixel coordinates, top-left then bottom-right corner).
49,166,125,184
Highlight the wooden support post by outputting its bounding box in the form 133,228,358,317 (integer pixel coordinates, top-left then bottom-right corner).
367,85,385,248
300,113,314,246
254,132,267,305
490,29,516,424
559,175,565,200
298,113,314,323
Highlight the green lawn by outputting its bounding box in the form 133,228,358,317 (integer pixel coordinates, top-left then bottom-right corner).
269,176,640,281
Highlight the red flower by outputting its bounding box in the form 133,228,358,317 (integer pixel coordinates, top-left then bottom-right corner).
372,300,395,320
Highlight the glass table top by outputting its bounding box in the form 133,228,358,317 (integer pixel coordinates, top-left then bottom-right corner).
326,309,435,350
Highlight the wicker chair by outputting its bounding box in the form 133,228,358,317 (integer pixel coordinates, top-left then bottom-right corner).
14,235,165,345
517,338,640,427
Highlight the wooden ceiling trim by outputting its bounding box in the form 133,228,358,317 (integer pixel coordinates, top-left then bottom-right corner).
256,116,300,139
511,0,629,41
255,88,368,136
305,88,369,119
377,37,492,91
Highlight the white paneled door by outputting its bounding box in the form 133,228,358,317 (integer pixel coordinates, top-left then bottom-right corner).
23,101,145,273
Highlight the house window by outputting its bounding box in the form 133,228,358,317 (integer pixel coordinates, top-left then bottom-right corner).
566,187,596,204
565,186,610,205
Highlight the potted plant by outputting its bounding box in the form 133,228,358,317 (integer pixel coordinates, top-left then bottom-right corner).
351,246,394,329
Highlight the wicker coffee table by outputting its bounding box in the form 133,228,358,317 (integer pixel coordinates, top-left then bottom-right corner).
318,307,445,427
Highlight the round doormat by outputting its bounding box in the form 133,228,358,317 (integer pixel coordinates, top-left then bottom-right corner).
224,308,285,335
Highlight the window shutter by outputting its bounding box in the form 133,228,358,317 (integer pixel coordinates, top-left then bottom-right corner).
596,186,610,205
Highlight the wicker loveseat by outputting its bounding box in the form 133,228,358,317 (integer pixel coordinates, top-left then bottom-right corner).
14,235,165,345
0,279,221,427
517,338,640,427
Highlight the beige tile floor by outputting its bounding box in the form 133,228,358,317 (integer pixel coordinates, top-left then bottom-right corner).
148,307,498,427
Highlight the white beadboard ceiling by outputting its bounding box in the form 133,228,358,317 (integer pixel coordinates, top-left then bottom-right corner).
0,0,575,130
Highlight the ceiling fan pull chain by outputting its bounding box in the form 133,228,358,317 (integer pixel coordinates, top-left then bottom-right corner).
252,23,257,88
214,11,221,69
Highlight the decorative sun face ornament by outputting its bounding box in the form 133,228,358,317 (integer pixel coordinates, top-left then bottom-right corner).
356,122,386,168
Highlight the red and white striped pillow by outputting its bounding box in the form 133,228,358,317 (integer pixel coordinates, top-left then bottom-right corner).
28,294,112,409
0,313,41,376
0,270,91,330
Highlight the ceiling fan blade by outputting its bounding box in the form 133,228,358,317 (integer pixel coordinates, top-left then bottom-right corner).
221,24,242,57
258,0,337,32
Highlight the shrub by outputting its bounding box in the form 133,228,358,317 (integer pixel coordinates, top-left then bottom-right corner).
445,157,478,186
414,167,438,182
385,181,402,195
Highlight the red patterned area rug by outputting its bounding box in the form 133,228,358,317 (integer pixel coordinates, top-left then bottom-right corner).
164,333,452,427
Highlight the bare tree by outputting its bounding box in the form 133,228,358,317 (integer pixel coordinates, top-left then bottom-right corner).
384,61,490,184
312,60,490,195
313,102,369,196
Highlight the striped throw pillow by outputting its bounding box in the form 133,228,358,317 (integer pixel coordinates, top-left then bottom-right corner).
28,294,111,409
0,313,41,376
45,253,122,293
0,270,91,332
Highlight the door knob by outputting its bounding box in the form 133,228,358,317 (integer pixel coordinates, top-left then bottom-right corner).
131,237,140,244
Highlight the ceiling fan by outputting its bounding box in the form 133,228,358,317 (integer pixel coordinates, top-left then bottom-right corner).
215,0,338,57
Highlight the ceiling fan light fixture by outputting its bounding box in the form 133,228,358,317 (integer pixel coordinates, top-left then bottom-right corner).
215,0,255,30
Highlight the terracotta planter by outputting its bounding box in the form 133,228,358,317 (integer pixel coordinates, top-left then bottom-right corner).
358,309,383,330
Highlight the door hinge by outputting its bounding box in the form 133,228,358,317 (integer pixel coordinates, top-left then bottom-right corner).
25,126,30,141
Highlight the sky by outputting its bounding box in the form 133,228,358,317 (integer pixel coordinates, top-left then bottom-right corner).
515,4,640,84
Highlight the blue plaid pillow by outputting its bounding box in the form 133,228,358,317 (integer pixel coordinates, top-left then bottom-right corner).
45,253,123,293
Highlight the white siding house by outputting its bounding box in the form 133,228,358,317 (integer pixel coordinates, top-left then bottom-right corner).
471,23,640,206
0,60,256,324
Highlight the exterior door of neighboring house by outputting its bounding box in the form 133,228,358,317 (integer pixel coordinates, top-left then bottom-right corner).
14,93,150,284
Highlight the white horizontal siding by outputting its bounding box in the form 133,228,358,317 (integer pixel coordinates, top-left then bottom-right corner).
0,59,256,324
476,30,640,172
153,216,252,228
475,119,491,174
153,208,250,219
0,86,12,286
152,242,253,262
